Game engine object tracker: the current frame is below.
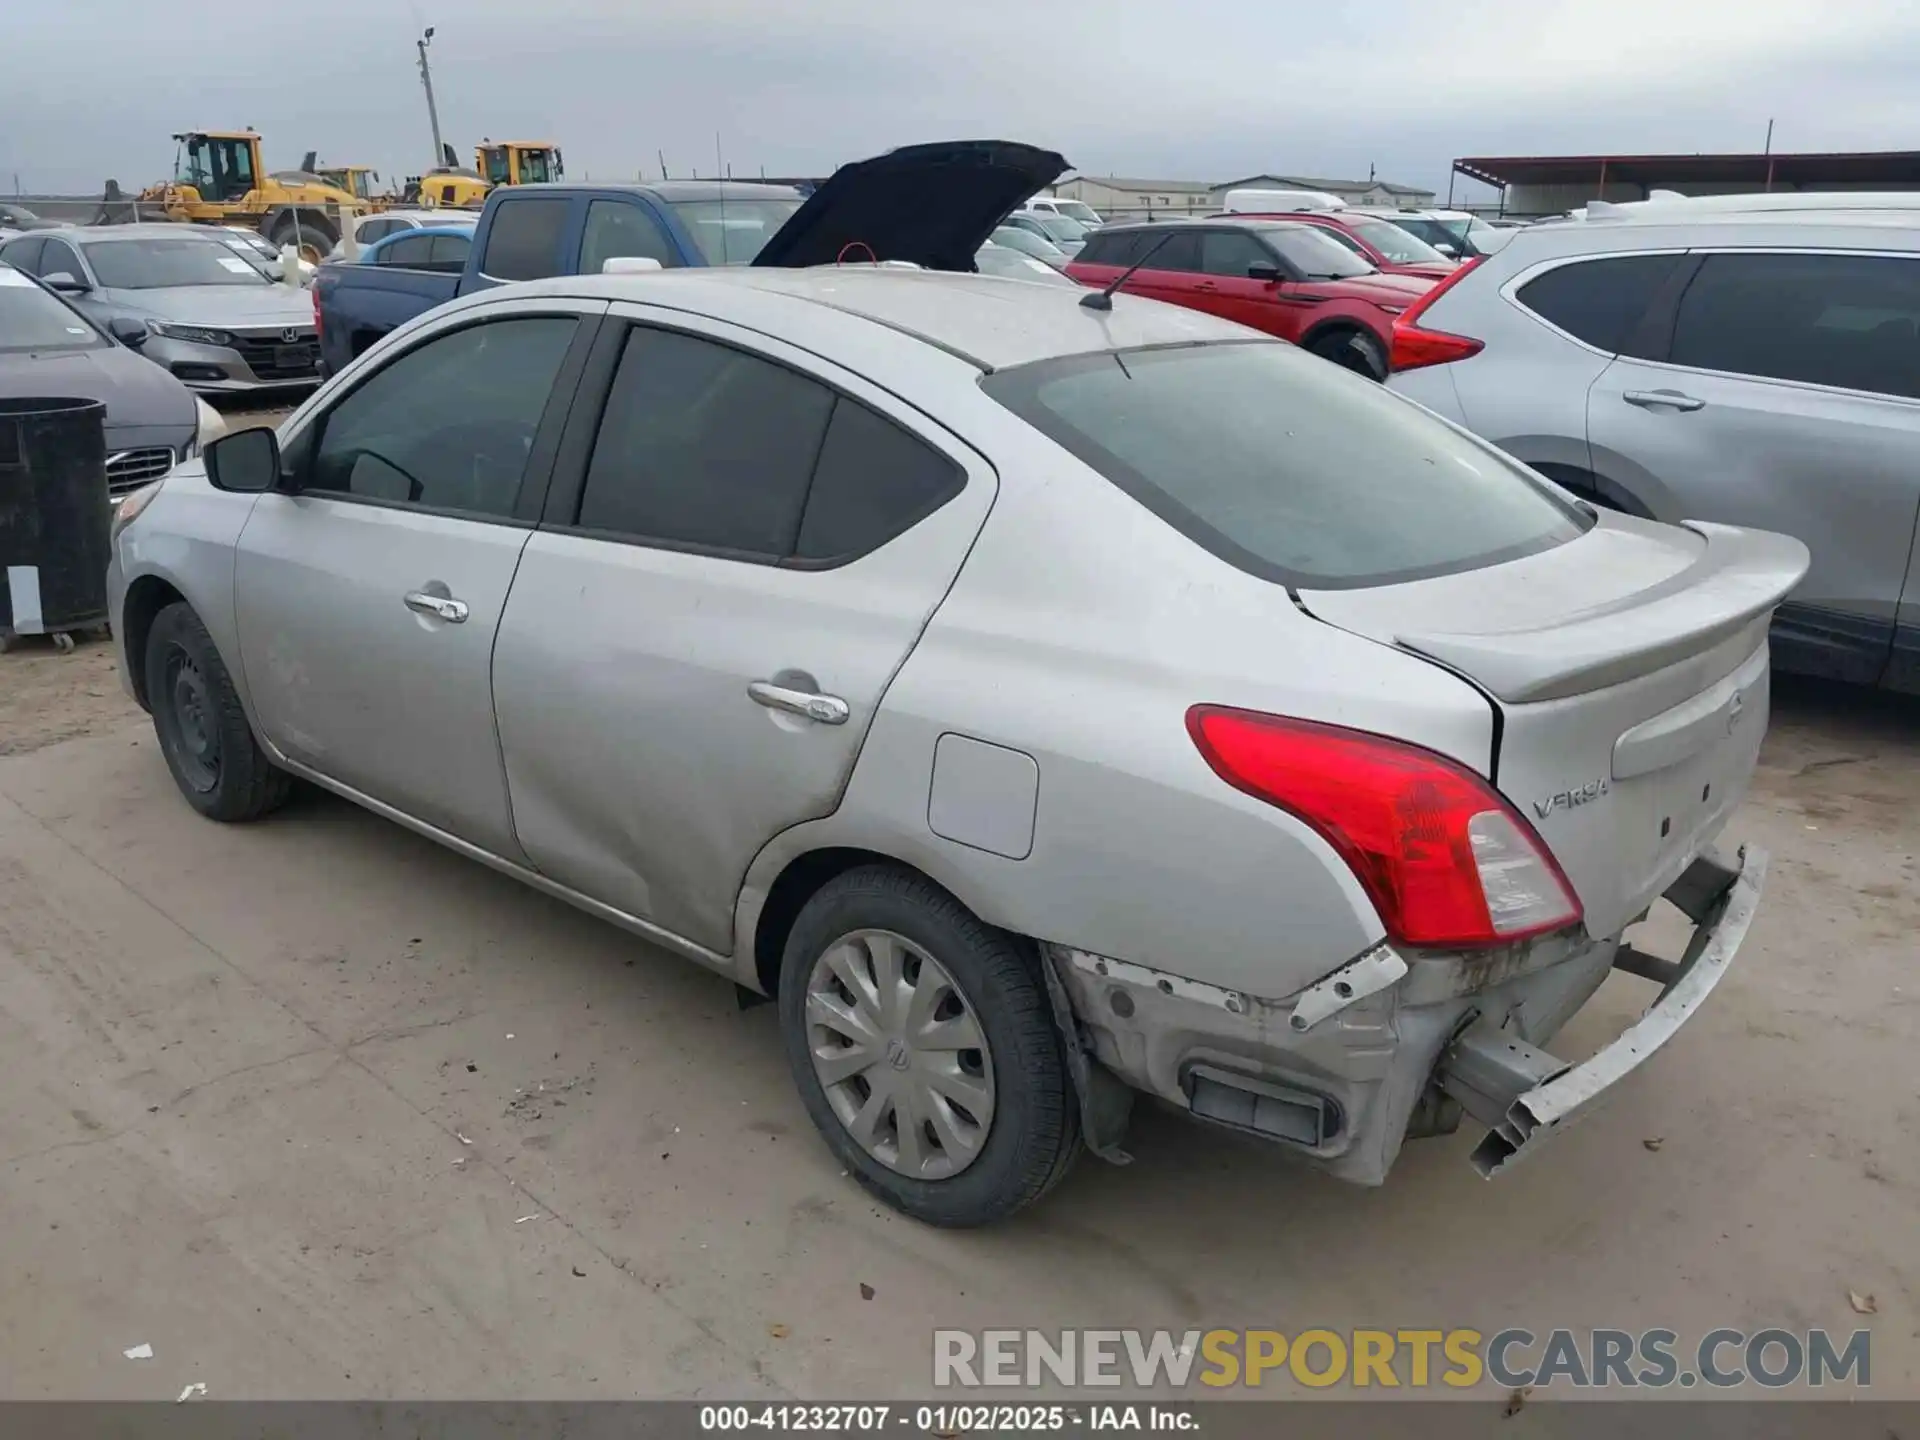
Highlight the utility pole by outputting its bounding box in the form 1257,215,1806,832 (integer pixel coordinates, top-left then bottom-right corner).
417,27,445,172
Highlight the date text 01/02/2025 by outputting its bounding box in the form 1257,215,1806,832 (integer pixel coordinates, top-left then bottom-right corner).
699,1404,1198,1432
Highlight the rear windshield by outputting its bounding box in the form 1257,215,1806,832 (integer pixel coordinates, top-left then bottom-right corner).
668,198,804,265
982,342,1587,589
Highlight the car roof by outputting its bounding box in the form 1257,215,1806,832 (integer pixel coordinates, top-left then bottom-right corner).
43,224,229,245
506,267,1250,371
502,180,802,204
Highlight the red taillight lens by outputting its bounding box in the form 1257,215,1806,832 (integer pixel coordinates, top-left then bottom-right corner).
1388,256,1484,373
312,284,323,341
1186,706,1581,949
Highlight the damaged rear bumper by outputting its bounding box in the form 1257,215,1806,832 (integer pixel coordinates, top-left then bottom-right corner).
1046,843,1766,1185
1438,844,1765,1177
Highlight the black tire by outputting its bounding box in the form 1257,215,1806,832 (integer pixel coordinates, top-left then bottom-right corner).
778,865,1080,1227
1309,327,1386,380
144,602,292,823
269,211,338,262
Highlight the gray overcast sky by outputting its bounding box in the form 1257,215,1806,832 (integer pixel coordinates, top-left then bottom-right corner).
8,0,1920,200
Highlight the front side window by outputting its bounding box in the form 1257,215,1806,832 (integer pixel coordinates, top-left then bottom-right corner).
37,240,84,285
82,237,267,289
984,341,1585,589
1199,230,1273,278
1517,254,1684,356
304,316,577,516
580,200,675,272
1257,224,1374,279
479,199,571,281
1670,252,1920,399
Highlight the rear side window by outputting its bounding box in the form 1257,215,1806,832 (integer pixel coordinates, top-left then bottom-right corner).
576,327,834,556
1516,254,1681,355
795,400,963,562
983,342,1586,589
1141,231,1202,272
1670,252,1920,399
480,198,570,281
1078,231,1149,266
427,234,471,267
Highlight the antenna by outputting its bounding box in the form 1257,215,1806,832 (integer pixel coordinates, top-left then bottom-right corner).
1081,230,1175,311
716,132,729,264
657,149,668,181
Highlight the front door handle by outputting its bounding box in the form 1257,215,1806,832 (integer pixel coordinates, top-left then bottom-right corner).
1623,389,1706,412
748,680,849,725
404,590,469,623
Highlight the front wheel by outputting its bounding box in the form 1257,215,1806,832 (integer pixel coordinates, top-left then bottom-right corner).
144,602,292,822
778,865,1080,1227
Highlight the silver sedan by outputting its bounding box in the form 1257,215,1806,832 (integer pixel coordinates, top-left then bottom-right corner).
0,225,321,394
106,267,1805,1226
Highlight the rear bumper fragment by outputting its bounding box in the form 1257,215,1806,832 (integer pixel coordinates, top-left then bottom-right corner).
1438,844,1765,1178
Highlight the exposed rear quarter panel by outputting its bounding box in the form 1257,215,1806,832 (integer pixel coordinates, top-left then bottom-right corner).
743,394,1499,1000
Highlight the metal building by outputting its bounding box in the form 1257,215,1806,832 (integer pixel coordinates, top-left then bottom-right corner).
1451,150,1920,219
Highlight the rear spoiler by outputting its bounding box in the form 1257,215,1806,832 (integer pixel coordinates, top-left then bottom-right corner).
1398,522,1811,703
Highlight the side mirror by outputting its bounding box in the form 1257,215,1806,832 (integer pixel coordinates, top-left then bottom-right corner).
44,272,89,293
108,317,148,348
204,426,281,493
1247,262,1284,282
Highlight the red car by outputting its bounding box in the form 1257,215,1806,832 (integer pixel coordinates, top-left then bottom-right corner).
1236,210,1460,280
1065,219,1435,378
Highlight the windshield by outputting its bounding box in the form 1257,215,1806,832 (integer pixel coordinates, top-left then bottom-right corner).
1036,214,1088,243
668,198,804,264
992,226,1067,263
1055,201,1102,225
982,342,1584,588
975,245,1077,285
0,268,107,352
1348,218,1449,266
84,236,271,289
1384,216,1469,254
1259,224,1374,279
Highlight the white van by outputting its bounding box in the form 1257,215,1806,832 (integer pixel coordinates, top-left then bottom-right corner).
1025,196,1105,226
1221,188,1345,214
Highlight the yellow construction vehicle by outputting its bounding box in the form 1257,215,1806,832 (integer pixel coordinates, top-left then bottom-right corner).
408,169,491,209
134,131,360,260
299,153,393,210
475,140,564,187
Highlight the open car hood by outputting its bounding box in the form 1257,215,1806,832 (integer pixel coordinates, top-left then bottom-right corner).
753,140,1069,272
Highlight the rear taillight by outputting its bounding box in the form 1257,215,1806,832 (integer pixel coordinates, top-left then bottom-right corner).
1388,256,1484,373
1186,707,1581,949
312,284,323,342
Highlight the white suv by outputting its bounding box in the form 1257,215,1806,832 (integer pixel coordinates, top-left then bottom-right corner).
1386,196,1920,693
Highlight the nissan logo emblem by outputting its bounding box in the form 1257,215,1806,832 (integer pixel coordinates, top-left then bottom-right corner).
281,327,301,343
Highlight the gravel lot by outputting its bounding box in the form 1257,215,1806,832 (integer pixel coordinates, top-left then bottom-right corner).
0,635,1913,1402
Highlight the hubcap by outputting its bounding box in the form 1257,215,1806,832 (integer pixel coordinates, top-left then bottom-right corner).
165,648,220,793
804,929,997,1180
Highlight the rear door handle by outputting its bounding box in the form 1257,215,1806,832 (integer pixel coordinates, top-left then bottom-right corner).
1193,281,1218,291
748,680,849,725
404,590,469,623
1623,389,1706,412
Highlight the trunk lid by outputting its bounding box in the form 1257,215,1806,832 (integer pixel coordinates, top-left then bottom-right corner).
1298,512,1809,937
753,139,1069,272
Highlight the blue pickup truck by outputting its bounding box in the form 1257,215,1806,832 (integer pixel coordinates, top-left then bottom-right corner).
313,179,808,374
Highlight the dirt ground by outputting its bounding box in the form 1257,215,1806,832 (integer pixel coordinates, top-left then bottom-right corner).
0,635,1913,1404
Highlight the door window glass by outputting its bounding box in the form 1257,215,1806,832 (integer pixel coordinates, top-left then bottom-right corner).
1199,230,1273,277
576,326,834,555
427,234,472,267
580,200,676,273
1671,252,1920,398
1139,230,1202,272
1518,254,1684,356
37,240,83,285
795,398,963,562
379,234,434,267
479,198,570,281
305,316,576,516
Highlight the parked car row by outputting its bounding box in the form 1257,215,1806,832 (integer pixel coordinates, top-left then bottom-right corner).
107,140,1802,1229
0,223,322,397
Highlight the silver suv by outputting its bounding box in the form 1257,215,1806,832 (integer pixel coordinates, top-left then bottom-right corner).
1388,197,1920,693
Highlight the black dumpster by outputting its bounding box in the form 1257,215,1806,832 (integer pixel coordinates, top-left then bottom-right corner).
0,396,112,652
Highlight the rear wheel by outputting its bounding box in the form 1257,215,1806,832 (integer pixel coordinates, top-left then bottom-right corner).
777,865,1079,1227
269,211,338,264
144,602,292,822
1309,327,1386,380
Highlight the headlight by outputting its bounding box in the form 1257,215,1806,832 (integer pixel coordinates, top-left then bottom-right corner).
110,479,165,541
149,321,233,347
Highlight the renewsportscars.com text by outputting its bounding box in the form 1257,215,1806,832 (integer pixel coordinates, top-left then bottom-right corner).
933,1327,1873,1391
